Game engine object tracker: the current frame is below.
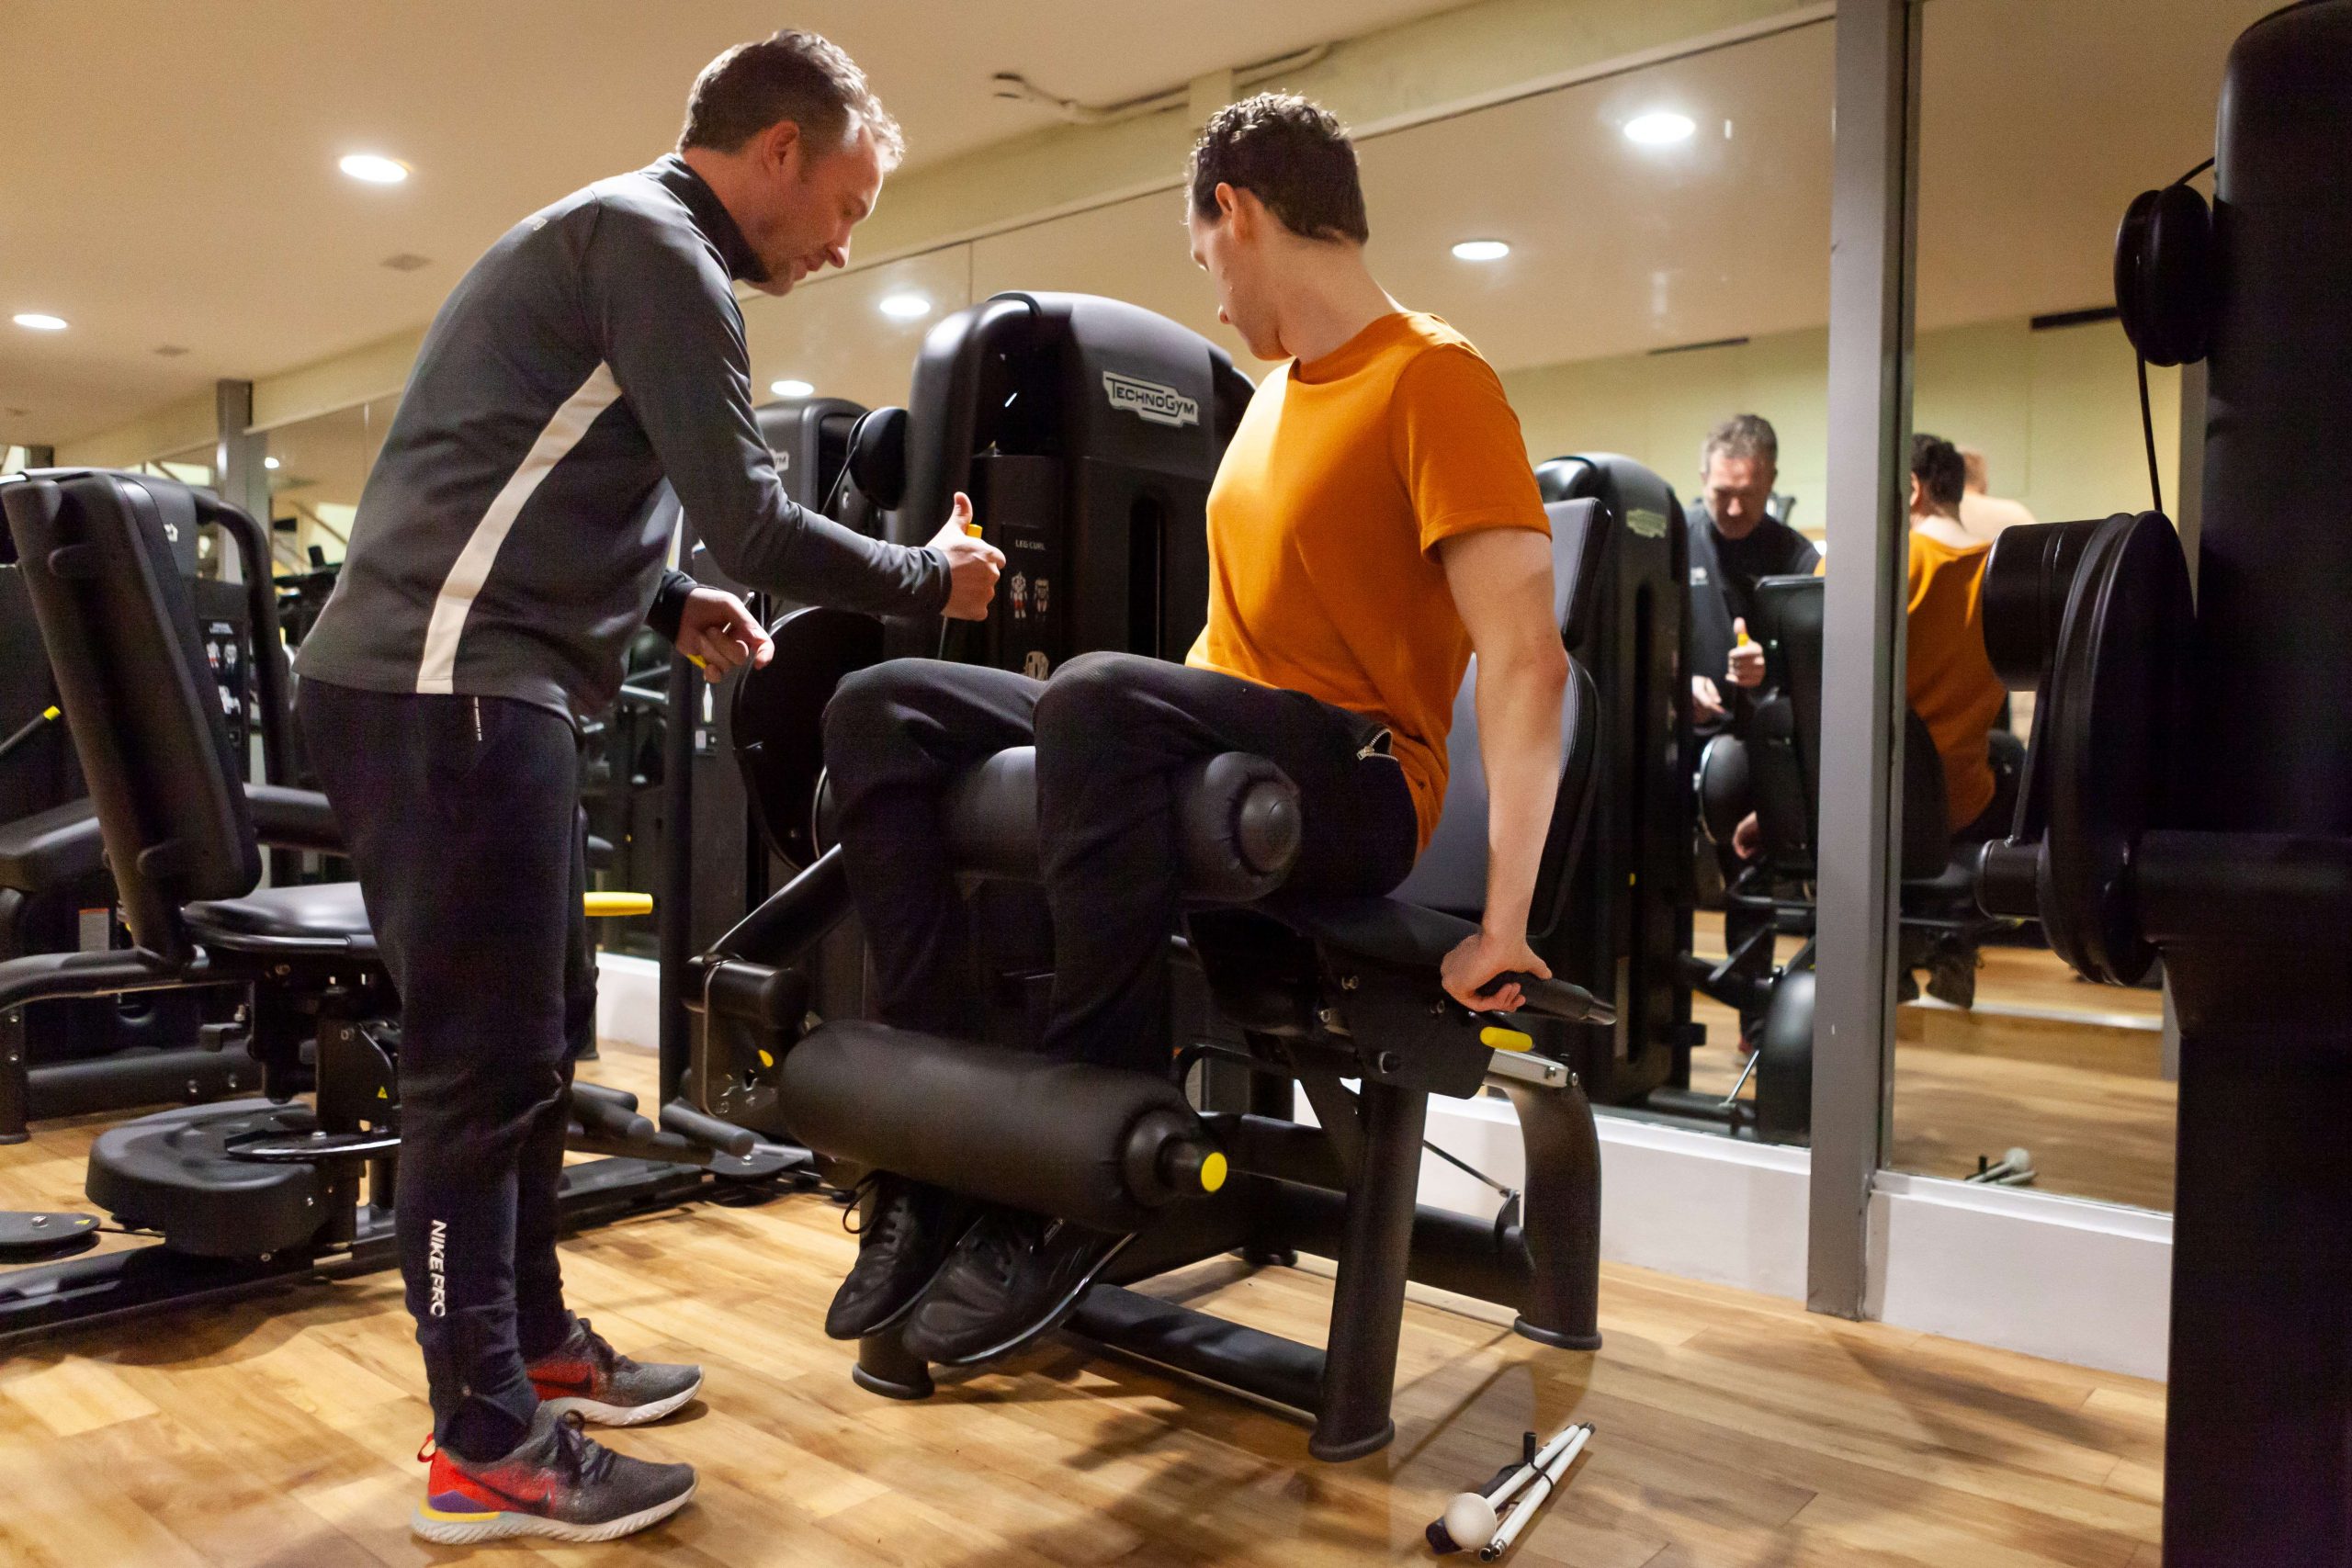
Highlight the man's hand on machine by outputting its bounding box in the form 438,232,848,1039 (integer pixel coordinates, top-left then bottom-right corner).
1691,674,1726,723
1442,927,1552,1013
676,586,775,682
1726,616,1766,689
930,491,1005,621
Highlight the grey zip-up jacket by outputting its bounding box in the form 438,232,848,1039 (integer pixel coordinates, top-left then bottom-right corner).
295,155,946,721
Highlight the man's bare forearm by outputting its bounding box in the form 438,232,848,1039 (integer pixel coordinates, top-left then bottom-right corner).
1476,639,1568,939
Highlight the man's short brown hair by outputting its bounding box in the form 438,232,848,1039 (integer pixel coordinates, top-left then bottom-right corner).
1911,433,1967,512
1188,93,1369,244
679,30,904,168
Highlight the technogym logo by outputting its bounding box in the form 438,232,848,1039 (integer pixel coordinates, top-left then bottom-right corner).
1102,370,1200,429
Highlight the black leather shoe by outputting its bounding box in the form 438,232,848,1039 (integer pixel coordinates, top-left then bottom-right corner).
901,1209,1132,1367
824,1174,976,1341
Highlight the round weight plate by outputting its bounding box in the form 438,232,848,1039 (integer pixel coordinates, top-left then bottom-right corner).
729,606,885,868
0,1210,100,1262
2041,511,2195,985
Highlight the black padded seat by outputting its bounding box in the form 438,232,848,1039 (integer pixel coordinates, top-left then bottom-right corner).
181,881,376,956
1258,892,1478,976
0,796,104,893
85,1100,328,1257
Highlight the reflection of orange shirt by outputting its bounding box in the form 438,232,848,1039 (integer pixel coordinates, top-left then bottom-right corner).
1186,312,1549,851
1906,529,2006,829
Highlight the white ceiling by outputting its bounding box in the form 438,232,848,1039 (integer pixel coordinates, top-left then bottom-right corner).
0,0,1450,446
5,0,2272,457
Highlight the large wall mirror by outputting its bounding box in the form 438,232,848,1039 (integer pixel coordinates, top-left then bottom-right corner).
1886,0,2276,1212
737,17,1839,1153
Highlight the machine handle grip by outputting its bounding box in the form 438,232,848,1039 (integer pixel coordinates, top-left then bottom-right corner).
1479,970,1617,1027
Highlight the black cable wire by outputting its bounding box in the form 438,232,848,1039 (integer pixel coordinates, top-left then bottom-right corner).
2137,355,2165,515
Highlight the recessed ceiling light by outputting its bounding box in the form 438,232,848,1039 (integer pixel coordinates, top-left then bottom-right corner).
12,312,67,332
878,294,932,320
339,153,411,185
1451,239,1510,263
770,378,816,398
265,457,282,470
1624,111,1696,146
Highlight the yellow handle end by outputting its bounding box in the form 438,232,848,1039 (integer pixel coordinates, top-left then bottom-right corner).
1480,1025,1534,1053
965,522,984,537
1198,1151,1229,1193
41,705,60,721
582,892,653,919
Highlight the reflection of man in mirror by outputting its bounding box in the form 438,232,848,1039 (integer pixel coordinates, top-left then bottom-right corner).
1684,413,1817,739
1956,446,2038,545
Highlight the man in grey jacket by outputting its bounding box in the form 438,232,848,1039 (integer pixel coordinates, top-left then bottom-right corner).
294,32,1001,1545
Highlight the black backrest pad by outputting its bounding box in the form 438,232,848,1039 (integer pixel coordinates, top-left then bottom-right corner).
1389,495,1610,929
0,471,259,956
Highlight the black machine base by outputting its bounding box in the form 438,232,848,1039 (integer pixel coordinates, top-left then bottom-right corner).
0,1210,99,1261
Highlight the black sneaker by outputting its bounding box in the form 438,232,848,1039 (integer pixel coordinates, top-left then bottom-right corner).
901,1208,1131,1368
412,1404,695,1545
1926,942,1980,1010
824,1174,977,1341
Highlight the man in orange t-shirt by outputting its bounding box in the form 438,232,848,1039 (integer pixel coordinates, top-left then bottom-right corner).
1906,434,2013,839
817,93,1566,1366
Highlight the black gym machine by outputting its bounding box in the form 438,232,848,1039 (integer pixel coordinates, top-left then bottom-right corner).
1972,5,2352,1559
0,469,797,1343
673,290,1619,1459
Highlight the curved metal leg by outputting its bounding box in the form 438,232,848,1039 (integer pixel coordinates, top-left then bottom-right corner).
1503,1072,1602,1350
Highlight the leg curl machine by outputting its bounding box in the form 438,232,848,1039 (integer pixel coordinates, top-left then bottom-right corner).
684,292,1616,1460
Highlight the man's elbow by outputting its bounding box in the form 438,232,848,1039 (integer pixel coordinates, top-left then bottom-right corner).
1488,632,1569,704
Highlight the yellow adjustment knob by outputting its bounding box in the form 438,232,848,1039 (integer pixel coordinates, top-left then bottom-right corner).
41,705,60,721
582,892,654,919
1199,1151,1228,1193
965,522,984,537
757,1050,775,1069
1480,1025,1534,1053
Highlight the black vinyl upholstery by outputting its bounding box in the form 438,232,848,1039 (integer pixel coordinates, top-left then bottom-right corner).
1389,496,1611,928
780,1020,1204,1232
938,745,1302,904
182,882,376,956
0,472,259,964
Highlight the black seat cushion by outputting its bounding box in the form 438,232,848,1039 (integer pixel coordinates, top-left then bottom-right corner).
182,880,376,955
0,795,104,893
85,1100,328,1258
1258,892,1476,977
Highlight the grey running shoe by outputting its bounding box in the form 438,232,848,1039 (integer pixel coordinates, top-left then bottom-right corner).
412,1404,695,1545
526,1315,702,1426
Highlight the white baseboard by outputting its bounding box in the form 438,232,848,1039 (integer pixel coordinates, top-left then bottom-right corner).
1867,1170,2171,1380
594,952,662,1052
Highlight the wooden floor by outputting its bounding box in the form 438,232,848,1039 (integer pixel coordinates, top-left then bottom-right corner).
0,1040,2166,1567
1686,918,2177,1212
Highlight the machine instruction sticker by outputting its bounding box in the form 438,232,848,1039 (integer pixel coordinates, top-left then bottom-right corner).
1102,370,1200,429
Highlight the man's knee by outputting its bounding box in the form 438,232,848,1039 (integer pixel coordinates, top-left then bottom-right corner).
1035,651,1158,744
822,660,937,785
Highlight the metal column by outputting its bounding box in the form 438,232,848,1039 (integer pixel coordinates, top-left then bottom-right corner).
1806,0,1919,1317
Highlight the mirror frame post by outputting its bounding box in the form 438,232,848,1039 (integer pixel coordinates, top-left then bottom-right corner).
1808,0,1920,1318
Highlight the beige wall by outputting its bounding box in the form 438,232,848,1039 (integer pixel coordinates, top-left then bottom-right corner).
1503,316,2180,534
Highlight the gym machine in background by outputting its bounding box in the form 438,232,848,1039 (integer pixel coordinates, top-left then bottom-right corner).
1974,4,2352,1561
0,480,296,1140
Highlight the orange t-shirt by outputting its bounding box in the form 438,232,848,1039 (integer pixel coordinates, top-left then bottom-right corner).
1906,528,2007,830
1185,312,1550,851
